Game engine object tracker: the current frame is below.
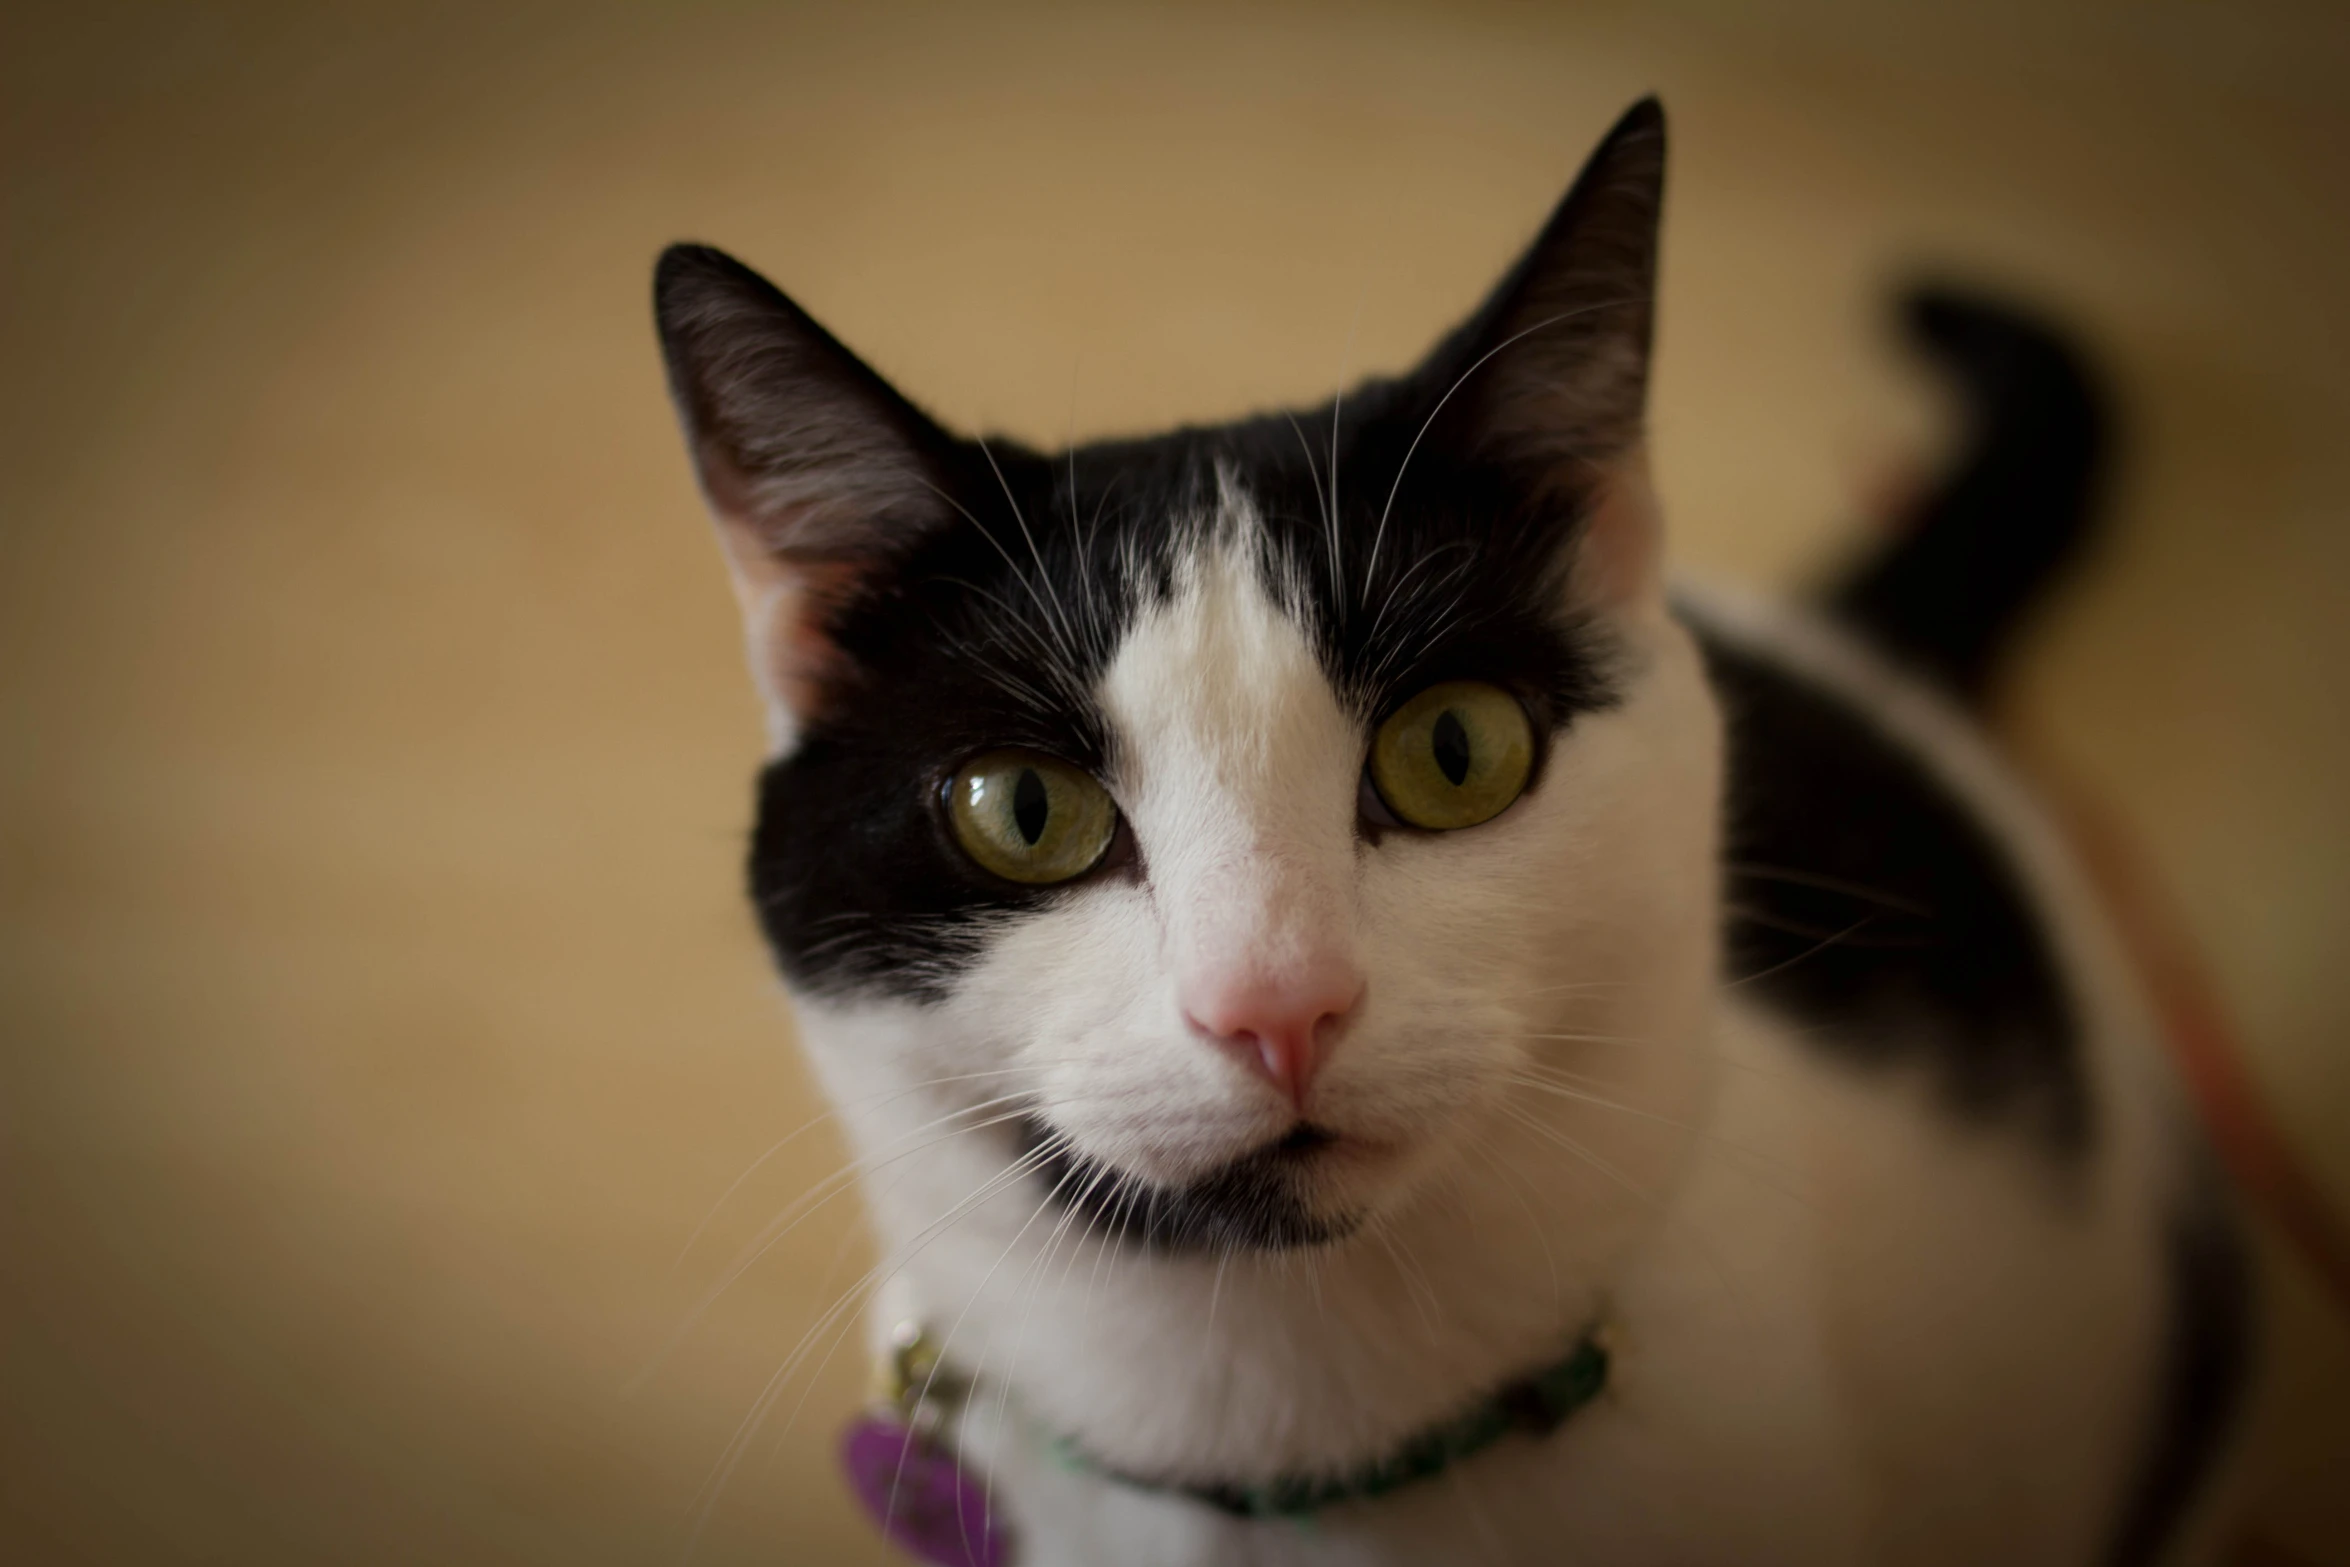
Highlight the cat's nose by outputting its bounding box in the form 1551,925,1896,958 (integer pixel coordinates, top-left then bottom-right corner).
1182,962,1363,1111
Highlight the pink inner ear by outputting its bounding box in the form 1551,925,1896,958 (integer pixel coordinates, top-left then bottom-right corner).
769,558,865,720
719,529,867,729
1570,454,1664,610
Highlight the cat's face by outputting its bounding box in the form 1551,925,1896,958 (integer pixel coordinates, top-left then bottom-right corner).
658,100,1713,1259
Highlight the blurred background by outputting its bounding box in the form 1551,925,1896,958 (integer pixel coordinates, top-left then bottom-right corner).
3,1,2345,1561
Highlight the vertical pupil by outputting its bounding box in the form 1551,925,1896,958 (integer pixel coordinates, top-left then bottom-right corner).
1431,710,1472,786
1012,767,1050,845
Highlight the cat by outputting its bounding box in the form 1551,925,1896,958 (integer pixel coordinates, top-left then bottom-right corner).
652,97,2249,1567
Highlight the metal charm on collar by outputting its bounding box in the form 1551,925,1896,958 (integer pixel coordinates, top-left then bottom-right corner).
838,1321,1012,1567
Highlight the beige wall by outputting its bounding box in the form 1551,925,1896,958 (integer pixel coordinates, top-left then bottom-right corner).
3,3,2344,1561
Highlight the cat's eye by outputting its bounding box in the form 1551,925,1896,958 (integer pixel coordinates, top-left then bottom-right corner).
1367,681,1535,831
948,750,1118,884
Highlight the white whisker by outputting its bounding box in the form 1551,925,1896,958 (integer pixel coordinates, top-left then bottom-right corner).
1363,297,1647,597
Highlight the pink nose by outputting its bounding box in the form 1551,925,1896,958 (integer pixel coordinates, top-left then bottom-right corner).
1182,962,1364,1111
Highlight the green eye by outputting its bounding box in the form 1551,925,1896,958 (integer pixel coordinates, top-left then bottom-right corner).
1368,681,1535,831
948,749,1118,884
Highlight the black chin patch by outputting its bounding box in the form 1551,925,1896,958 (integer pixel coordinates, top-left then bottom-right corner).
1017,1116,1355,1254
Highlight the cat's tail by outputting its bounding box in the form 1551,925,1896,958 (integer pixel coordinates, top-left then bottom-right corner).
1824,284,2112,705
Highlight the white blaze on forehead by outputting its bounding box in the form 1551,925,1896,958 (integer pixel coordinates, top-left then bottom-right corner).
1096,494,1364,986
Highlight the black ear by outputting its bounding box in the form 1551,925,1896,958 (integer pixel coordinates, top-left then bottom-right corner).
655,245,963,739
653,244,956,561
1417,97,1666,475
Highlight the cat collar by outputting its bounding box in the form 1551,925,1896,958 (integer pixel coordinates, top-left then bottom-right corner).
841,1318,1612,1561
840,1320,1012,1567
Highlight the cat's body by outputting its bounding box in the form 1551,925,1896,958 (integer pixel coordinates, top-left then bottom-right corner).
654,100,2248,1565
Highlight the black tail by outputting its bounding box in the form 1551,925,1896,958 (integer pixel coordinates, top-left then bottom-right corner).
1826,285,2112,705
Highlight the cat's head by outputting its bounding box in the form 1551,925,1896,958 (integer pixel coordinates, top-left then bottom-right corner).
655,99,1718,1262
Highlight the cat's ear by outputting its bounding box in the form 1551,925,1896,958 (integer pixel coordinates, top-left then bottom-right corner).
1415,97,1667,601
654,244,957,739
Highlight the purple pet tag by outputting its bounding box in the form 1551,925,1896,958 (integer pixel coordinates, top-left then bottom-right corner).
841,1414,1011,1567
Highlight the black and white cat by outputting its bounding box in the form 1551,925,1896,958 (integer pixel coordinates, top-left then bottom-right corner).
653,99,2248,1566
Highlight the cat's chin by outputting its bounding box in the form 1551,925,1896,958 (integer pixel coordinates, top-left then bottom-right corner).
1014,1114,1381,1255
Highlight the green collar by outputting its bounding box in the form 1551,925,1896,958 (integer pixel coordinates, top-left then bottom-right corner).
1053,1326,1612,1521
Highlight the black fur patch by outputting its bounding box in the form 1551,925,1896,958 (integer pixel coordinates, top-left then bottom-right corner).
1692,618,2088,1152
748,407,1620,1003
1017,1116,1353,1254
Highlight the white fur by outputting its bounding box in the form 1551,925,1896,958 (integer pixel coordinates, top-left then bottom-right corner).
773,490,2189,1565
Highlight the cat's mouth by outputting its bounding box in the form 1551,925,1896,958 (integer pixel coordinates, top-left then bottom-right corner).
1013,1114,1367,1254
